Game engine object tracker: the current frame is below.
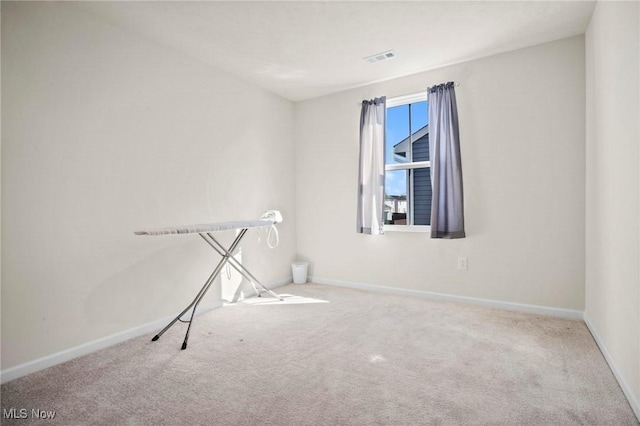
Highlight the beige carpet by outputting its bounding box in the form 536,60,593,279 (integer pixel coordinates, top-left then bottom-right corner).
1,284,637,425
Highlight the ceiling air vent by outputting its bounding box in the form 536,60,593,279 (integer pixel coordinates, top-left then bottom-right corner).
364,50,397,64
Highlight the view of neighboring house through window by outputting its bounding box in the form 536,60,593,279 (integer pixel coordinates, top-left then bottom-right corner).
385,93,431,227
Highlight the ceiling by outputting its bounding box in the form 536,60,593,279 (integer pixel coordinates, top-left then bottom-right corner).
76,1,596,102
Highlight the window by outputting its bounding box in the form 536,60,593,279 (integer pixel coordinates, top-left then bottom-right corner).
385,92,431,230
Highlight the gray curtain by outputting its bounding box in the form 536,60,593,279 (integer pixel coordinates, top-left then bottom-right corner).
428,82,465,239
357,97,386,235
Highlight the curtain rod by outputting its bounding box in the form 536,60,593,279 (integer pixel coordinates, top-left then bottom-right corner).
360,82,461,105
392,82,461,98
431,81,461,88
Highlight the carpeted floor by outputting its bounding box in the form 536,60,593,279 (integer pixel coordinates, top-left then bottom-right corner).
1,283,638,425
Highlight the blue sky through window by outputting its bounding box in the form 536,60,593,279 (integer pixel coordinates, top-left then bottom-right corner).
385,101,428,196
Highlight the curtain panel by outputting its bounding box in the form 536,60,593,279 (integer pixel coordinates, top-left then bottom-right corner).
428,82,465,239
356,97,386,235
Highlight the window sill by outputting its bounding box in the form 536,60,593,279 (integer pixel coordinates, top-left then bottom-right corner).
384,225,430,233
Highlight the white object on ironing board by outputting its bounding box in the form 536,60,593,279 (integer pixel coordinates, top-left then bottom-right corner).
134,211,284,350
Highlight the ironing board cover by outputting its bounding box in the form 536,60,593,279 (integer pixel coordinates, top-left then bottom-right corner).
134,220,275,236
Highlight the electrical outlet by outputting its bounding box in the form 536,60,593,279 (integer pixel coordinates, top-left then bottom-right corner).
458,257,468,270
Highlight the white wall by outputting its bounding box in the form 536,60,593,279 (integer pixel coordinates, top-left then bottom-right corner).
295,36,586,311
585,1,640,416
1,2,296,370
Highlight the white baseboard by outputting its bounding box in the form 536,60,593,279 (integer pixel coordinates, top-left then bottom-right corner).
310,276,584,319
266,276,293,289
312,276,638,422
584,313,640,421
0,301,224,385
1,277,293,385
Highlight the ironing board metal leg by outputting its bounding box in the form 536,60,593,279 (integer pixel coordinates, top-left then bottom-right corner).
151,229,248,348
204,233,283,301
152,259,222,342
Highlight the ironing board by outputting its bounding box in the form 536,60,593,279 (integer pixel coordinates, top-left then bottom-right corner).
135,219,282,350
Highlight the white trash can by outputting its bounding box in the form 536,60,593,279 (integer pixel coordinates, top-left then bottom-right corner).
291,261,309,284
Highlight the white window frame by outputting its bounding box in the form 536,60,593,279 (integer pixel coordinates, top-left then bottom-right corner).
384,91,430,233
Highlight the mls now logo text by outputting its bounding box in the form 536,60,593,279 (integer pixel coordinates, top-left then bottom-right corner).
3,408,56,420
